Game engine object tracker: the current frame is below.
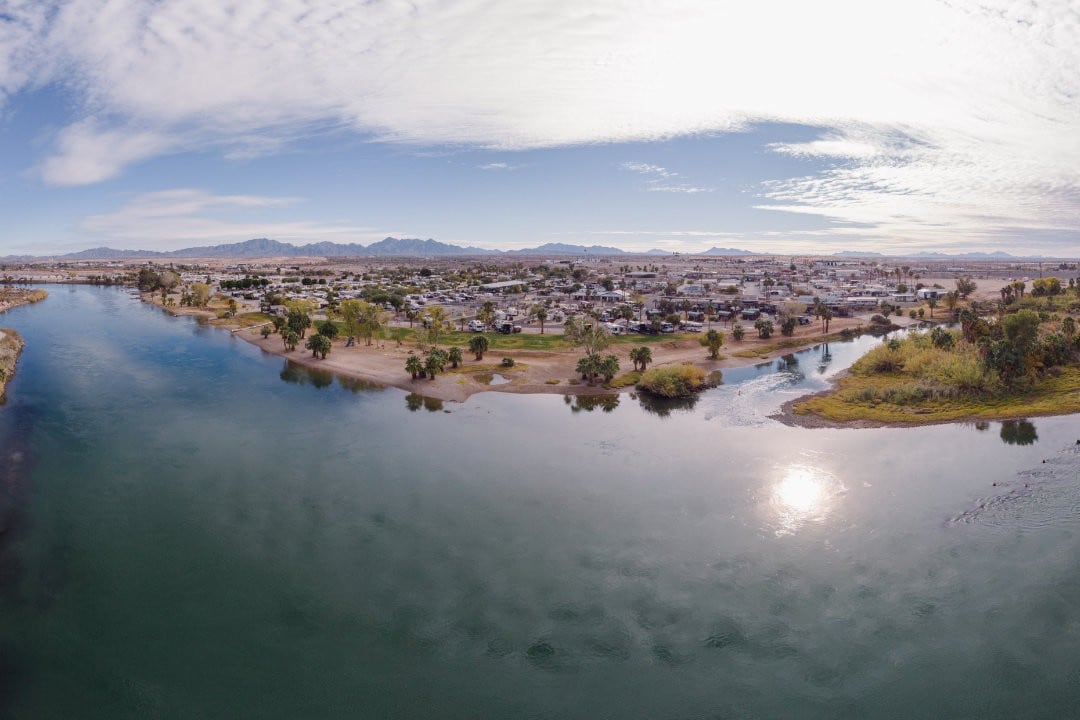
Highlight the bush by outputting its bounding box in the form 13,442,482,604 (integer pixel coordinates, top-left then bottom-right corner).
501,357,515,368
637,364,708,398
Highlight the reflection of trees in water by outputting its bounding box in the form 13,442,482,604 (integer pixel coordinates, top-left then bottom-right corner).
999,419,1038,446
817,343,833,374
405,393,443,412
337,376,380,394
279,361,383,394
635,392,699,417
279,361,334,388
776,353,804,382
567,394,620,413
972,420,990,432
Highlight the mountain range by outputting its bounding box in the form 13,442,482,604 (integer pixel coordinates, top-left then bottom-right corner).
3,237,765,261
1,238,1061,261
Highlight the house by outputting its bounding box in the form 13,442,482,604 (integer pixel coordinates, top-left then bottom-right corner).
916,288,944,300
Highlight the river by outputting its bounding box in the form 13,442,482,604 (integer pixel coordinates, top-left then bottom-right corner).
1,285,1079,719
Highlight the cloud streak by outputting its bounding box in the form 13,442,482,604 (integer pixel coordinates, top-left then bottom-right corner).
80,189,390,249
0,0,1076,250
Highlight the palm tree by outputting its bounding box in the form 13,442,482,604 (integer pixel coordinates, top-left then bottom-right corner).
468,334,489,360
405,354,424,379
629,345,652,372
534,305,548,334
448,346,463,368
927,296,938,318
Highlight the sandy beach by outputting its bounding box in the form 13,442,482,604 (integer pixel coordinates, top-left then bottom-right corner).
227,310,881,403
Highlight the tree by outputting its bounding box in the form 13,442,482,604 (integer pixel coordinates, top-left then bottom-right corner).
405,354,424,379
468,334,489,360
955,276,977,298
629,345,653,372
283,330,300,351
479,301,496,328
533,305,548,334
271,315,287,334
731,324,746,341
260,325,273,339
422,306,451,347
926,296,938,318
754,318,774,339
306,333,332,359
563,316,613,356
359,302,385,346
599,354,620,383
424,348,449,379
339,298,363,341
1002,309,1040,356
700,329,724,359
1062,315,1076,339
576,353,603,384
448,346,463,368
317,320,339,340
190,282,211,308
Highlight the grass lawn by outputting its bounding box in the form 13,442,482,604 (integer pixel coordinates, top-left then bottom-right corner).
795,366,1080,424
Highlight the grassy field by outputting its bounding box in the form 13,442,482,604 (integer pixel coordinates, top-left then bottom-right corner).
794,327,1080,424
795,367,1080,424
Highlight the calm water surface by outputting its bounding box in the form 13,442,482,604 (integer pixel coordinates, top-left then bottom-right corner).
2,286,1079,719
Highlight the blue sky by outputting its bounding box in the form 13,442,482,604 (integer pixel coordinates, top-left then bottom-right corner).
1,0,1079,257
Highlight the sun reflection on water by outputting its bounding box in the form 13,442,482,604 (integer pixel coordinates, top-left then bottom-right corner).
771,464,842,535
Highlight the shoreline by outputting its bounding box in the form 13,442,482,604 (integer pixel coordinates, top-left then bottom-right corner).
143,293,876,403
0,289,48,402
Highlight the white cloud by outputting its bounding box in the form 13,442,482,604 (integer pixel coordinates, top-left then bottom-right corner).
79,188,389,249
0,0,1075,249
39,119,172,185
478,162,516,171
621,161,712,193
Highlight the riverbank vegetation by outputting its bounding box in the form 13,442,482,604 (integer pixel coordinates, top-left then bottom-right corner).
795,281,1080,423
0,328,24,402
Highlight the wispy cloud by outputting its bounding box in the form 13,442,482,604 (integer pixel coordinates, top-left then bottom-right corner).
621,161,712,193
79,189,389,250
0,0,1076,251
478,162,517,171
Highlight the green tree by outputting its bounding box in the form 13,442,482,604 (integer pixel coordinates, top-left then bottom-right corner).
260,325,272,339
190,282,211,308
943,291,960,317
424,348,449,379
629,345,653,372
599,354,620,383
926,296,938,318
576,353,603,384
533,305,548,334
754,318,774,339
422,306,451,348
700,329,724,359
283,330,300,351
479,301,496,328
359,302,385,346
448,346,463,368
271,315,287,334
405,354,424,379
317,320,339,340
339,298,363,341
731,324,746,341
1002,309,1040,355
306,333,332,359
955,276,977,297
468,334,489,360
563,316,613,356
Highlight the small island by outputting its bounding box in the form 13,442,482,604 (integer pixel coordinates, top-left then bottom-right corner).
790,278,1080,426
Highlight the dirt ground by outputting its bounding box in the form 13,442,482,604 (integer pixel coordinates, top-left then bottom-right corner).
235,312,893,403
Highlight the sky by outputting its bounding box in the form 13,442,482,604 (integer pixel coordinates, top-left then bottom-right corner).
0,0,1079,257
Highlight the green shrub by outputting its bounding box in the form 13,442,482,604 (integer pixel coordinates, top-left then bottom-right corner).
637,364,708,398
500,357,515,368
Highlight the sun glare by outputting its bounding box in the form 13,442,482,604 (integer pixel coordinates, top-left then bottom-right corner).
771,464,840,535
